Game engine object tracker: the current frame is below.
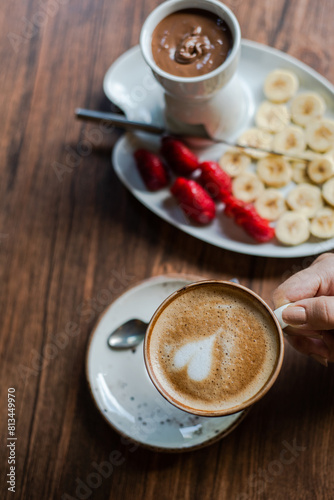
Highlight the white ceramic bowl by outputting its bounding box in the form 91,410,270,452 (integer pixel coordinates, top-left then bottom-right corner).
140,0,241,100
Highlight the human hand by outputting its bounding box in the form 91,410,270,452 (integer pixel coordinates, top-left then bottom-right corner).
273,253,334,366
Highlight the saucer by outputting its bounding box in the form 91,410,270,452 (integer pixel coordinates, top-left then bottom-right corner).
86,275,246,452
105,42,334,258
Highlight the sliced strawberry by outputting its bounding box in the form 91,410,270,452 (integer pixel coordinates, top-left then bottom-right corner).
161,136,199,175
198,161,232,200
234,205,260,224
224,195,257,218
223,194,274,242
134,149,169,191
234,212,261,230
224,195,256,217
171,177,216,225
242,218,275,242
224,196,246,218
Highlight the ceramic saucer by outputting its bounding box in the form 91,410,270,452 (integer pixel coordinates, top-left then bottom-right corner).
86,275,246,452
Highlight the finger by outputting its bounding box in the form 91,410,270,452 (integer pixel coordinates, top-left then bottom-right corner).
285,335,330,362
273,253,334,308
311,252,334,266
283,326,324,339
273,267,321,307
322,330,334,356
282,296,334,330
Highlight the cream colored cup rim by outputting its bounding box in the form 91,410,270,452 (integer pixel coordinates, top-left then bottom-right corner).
139,0,241,84
144,280,285,417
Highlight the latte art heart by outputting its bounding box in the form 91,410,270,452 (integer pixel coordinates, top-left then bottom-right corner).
173,334,217,381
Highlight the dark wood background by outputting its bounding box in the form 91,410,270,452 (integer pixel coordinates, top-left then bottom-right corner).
1,0,334,499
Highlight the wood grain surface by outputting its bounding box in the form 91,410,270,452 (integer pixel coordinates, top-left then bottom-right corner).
1,0,334,499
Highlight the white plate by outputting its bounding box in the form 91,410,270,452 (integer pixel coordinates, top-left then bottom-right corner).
86,275,246,452
106,41,334,258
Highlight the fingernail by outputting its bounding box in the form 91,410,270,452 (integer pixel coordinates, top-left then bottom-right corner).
310,354,328,367
282,306,306,326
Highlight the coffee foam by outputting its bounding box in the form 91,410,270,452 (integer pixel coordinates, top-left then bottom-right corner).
148,284,280,413
173,333,217,381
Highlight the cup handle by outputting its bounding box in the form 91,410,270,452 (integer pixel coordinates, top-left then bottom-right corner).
273,303,292,330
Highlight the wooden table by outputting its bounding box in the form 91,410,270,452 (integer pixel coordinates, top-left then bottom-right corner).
1,0,334,498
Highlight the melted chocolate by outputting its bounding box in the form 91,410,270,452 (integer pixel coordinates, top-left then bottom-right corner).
151,8,233,77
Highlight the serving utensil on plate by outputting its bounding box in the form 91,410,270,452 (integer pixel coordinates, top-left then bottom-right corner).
75,107,312,161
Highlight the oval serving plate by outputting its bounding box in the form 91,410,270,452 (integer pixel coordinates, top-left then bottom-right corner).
106,41,334,257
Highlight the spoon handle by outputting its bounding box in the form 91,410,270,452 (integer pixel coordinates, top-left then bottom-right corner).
75,108,165,135
75,108,314,161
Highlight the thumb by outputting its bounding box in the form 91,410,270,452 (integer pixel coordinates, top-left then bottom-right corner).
282,296,334,330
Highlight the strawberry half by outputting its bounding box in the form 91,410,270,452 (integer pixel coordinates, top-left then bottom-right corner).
223,195,246,218
198,161,232,201
171,177,216,225
224,196,257,219
160,136,199,175
224,195,274,242
241,217,275,242
134,149,169,191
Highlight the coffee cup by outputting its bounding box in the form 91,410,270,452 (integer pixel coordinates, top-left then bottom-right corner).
140,0,249,138
144,280,287,417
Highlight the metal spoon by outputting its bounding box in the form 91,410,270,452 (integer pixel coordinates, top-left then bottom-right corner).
107,279,240,350
75,108,312,161
107,319,147,350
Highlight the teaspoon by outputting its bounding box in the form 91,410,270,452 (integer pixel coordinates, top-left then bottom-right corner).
107,319,147,350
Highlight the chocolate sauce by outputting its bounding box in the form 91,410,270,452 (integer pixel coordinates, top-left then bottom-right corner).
151,8,233,78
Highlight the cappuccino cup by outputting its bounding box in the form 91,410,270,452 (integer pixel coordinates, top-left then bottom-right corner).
144,280,287,417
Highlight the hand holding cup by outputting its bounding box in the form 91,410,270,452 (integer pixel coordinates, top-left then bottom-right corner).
273,253,334,365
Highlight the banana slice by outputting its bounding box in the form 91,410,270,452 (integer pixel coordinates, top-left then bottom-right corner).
291,161,310,184
286,183,323,217
237,128,273,159
276,212,310,245
307,157,334,184
310,208,334,239
263,69,299,103
255,101,290,133
291,92,326,127
325,148,334,163
218,148,251,177
305,118,334,152
232,173,265,203
257,156,292,187
273,125,306,156
297,150,323,161
284,150,322,163
322,177,334,206
254,189,286,221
